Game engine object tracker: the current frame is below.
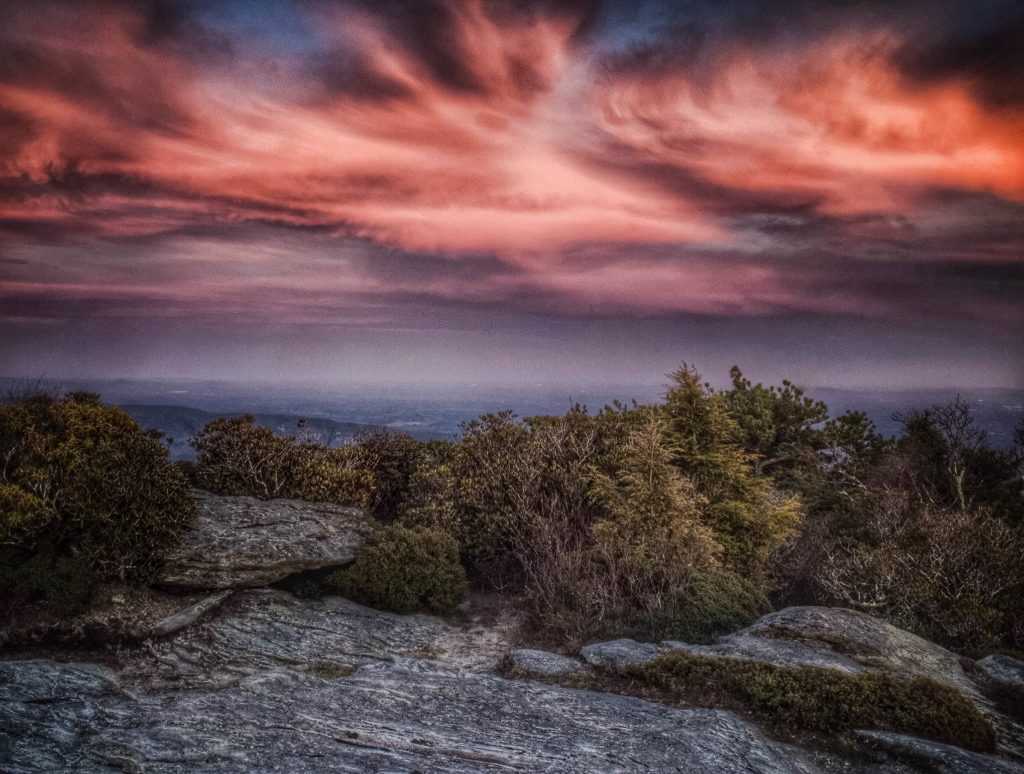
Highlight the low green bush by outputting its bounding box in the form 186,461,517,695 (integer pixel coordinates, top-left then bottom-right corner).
650,568,768,644
0,392,195,588
0,547,96,616
190,415,373,506
329,524,466,614
629,651,996,752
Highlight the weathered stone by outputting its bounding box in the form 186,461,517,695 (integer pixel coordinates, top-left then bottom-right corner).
157,490,368,589
662,634,868,674
739,606,978,698
507,649,587,678
978,654,1024,693
150,590,233,638
579,638,660,669
1,658,820,773
140,589,450,686
855,731,1024,774
0,660,122,703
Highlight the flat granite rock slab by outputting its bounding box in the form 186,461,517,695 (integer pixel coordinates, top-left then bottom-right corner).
1,658,821,773
157,490,369,589
142,589,451,685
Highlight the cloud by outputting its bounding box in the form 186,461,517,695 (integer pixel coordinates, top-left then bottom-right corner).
0,0,1021,383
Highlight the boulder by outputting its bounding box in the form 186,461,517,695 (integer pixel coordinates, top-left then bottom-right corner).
1,658,821,773
506,649,587,678
662,634,867,675
977,654,1024,694
855,731,1024,774
737,606,979,698
579,638,661,670
157,490,368,589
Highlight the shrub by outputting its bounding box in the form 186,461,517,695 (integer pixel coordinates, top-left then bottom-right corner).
191,415,295,498
662,366,801,578
347,429,424,520
630,651,996,752
330,524,466,614
810,492,1024,650
0,392,195,583
288,448,374,506
0,547,96,616
657,568,768,644
190,415,372,506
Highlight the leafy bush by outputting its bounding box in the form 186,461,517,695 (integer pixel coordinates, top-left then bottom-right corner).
810,493,1024,650
630,651,996,752
0,392,195,611
662,366,801,578
329,524,466,614
289,449,374,505
190,415,372,506
191,415,297,498
348,429,425,520
0,547,96,615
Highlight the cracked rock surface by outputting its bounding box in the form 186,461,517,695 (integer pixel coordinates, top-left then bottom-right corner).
1,655,820,772
157,490,369,589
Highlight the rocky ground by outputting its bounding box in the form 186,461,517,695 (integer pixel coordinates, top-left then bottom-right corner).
2,491,1023,773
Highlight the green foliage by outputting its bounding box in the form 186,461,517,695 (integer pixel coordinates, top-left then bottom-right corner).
658,568,768,644
662,365,801,577
191,415,297,498
0,547,96,616
723,366,828,467
190,415,372,506
631,651,996,752
307,661,355,679
0,482,51,543
347,429,423,520
330,524,466,614
289,448,374,505
0,392,195,584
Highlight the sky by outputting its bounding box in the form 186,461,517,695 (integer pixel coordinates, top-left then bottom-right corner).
0,0,1022,389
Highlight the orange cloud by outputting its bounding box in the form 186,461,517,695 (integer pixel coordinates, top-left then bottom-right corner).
595,34,1024,216
0,0,1021,327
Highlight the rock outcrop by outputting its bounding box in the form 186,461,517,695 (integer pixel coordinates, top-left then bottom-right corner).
579,638,660,670
856,731,1024,774
1,657,820,772
506,649,586,678
157,490,368,589
737,606,979,698
978,654,1024,694
140,589,450,686
663,633,868,674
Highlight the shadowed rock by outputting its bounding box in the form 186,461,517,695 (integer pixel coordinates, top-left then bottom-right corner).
978,655,1024,693
157,491,369,589
1,658,820,773
855,731,1024,774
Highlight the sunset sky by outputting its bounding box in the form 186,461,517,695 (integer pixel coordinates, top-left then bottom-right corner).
1,0,1022,388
